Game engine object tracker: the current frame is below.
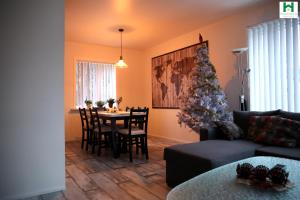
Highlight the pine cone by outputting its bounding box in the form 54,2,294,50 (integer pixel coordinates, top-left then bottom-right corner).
254,165,269,181
269,166,289,185
236,163,254,178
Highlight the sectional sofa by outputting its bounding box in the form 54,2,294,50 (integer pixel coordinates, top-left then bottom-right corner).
164,110,300,187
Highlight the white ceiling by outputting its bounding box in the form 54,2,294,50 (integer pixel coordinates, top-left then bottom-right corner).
65,0,268,50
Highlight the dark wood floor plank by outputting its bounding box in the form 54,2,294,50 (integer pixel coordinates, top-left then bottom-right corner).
97,157,126,169
65,155,73,166
63,178,89,200
135,162,164,177
66,165,98,191
101,169,130,184
85,189,113,200
65,170,70,178
89,173,135,200
76,159,110,174
117,168,149,185
149,150,164,161
146,174,165,184
118,168,168,200
146,183,169,200
119,181,160,200
66,154,88,164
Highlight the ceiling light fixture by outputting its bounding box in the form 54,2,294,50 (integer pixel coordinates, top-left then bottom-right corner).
115,28,128,68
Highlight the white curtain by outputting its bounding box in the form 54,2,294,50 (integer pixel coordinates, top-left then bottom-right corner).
248,18,300,112
76,61,116,107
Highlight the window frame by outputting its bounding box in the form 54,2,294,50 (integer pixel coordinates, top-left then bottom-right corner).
73,59,117,108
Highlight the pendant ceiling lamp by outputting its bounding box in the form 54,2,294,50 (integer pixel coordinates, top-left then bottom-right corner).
115,28,128,68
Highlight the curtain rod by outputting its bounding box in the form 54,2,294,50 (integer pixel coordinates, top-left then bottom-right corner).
76,59,114,65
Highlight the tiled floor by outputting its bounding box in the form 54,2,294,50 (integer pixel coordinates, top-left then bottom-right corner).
24,136,179,200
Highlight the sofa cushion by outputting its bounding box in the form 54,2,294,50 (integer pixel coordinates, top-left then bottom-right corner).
215,121,243,140
248,116,299,147
233,110,280,136
279,110,300,122
278,110,300,146
255,146,300,160
164,140,263,169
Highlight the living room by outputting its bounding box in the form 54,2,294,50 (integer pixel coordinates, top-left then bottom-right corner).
1,0,300,200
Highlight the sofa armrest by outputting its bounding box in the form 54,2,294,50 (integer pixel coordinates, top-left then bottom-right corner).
200,127,219,141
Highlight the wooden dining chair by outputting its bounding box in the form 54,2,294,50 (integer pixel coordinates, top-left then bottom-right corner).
79,108,93,151
118,107,149,162
89,108,112,155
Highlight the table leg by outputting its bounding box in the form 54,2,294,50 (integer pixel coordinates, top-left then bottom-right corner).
124,119,128,128
110,119,119,158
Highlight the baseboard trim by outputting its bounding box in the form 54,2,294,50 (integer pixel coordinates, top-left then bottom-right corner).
148,133,197,143
2,185,65,200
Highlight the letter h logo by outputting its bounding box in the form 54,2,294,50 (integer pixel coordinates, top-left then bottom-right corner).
280,1,298,18
283,2,294,12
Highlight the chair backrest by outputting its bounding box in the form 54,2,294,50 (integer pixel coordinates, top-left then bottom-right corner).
128,107,149,135
79,108,89,130
90,107,103,132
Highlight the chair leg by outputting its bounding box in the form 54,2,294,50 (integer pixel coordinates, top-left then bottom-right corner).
110,134,114,149
141,136,145,154
86,130,89,151
92,132,97,154
129,137,133,162
145,136,149,160
104,134,109,147
118,134,122,153
122,136,128,153
81,130,85,149
136,137,139,155
97,134,102,156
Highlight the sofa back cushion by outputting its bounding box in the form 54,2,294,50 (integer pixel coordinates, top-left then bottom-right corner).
248,116,300,147
279,110,300,122
233,110,280,136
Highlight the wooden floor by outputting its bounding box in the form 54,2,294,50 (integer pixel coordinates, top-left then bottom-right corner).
24,136,179,200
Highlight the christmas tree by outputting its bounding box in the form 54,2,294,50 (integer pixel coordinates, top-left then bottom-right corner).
178,41,232,132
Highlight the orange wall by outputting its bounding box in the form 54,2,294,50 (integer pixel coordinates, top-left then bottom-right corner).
65,2,278,143
144,2,278,142
65,41,146,141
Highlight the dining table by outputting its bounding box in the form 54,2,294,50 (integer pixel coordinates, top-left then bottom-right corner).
98,111,145,158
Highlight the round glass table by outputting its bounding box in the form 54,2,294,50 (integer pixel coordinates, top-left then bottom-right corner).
167,156,300,200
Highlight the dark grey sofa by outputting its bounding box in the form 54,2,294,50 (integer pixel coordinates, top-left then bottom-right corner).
164,110,300,187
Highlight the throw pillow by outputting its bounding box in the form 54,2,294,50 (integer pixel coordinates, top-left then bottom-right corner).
233,110,280,135
247,116,273,140
215,121,243,140
248,116,300,148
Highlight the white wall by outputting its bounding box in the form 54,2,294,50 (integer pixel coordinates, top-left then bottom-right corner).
0,0,65,199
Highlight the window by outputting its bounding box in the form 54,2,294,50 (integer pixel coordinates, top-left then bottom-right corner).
76,61,116,107
248,18,300,112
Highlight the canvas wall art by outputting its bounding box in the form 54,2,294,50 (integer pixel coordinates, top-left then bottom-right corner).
152,41,208,108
